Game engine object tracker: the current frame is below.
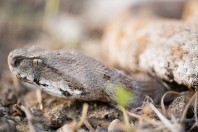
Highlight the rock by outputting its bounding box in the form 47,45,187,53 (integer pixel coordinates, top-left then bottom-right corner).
0,106,6,117
108,119,124,132
95,128,108,132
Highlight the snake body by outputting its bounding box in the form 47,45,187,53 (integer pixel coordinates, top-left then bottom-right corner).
102,12,198,89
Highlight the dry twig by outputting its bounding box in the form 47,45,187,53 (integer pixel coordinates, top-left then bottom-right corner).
160,91,181,116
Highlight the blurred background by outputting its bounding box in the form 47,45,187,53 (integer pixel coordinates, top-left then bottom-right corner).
0,0,186,77
1,0,196,131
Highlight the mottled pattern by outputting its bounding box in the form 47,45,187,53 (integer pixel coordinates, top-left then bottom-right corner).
103,13,198,89
140,29,198,87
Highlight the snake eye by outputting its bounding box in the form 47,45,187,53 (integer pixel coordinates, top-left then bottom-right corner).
33,59,43,67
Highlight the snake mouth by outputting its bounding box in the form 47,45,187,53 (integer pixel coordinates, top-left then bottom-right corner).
15,73,34,84
15,74,26,81
10,67,35,84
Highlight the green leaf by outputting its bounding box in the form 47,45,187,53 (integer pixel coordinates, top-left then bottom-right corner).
115,84,133,108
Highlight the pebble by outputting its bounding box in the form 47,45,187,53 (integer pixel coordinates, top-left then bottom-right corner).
108,119,124,132
0,106,6,117
7,119,15,126
95,128,108,132
14,116,21,121
56,124,73,132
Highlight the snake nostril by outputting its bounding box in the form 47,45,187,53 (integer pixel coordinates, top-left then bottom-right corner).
11,57,22,67
8,50,24,68
12,59,18,67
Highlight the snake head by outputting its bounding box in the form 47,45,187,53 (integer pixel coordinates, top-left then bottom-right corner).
8,47,112,102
